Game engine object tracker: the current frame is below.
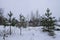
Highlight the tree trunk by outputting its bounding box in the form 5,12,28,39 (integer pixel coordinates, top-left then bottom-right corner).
10,25,11,35
3,26,5,40
20,27,22,35
3,34,5,40
10,17,11,35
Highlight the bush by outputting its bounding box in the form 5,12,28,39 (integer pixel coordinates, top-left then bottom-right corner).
48,31,55,36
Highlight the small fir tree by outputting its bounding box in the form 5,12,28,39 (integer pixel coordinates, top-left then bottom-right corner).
11,17,16,26
41,8,56,36
8,11,13,35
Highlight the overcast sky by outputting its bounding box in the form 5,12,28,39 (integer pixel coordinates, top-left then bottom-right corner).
0,0,60,19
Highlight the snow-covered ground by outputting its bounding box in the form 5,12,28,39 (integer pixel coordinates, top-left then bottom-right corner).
0,26,60,40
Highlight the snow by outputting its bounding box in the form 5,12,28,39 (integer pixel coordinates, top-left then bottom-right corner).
0,26,60,40
56,22,60,25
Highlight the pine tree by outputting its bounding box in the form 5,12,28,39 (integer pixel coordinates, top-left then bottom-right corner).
8,11,13,35
11,17,17,26
41,8,56,36
19,14,23,35
18,14,27,35
0,8,4,25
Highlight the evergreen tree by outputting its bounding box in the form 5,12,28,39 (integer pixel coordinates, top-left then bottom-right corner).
0,8,4,25
19,14,27,35
3,19,7,40
19,14,23,35
11,17,17,26
8,11,13,35
41,8,56,36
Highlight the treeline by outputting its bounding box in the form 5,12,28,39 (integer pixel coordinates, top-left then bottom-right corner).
0,8,60,40
0,8,58,27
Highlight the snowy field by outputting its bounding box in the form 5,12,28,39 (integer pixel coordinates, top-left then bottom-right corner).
0,26,60,40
